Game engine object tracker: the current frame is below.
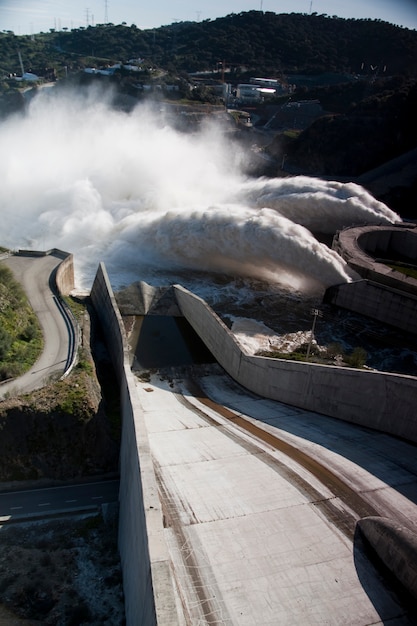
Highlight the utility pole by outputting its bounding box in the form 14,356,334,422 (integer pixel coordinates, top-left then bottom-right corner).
17,50,25,76
306,308,322,360
104,0,109,24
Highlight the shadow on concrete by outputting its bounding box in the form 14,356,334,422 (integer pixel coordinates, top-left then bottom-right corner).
353,525,417,625
130,316,216,371
192,370,417,509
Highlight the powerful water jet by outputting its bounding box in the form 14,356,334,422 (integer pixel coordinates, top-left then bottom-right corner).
0,86,401,299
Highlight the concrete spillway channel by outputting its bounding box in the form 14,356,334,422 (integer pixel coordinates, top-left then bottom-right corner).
133,364,417,625
114,279,417,623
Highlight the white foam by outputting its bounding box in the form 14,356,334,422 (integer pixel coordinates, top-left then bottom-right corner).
0,86,401,293
229,316,311,355
236,176,401,232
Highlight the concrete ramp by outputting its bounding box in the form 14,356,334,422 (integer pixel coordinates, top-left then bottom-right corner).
115,281,182,316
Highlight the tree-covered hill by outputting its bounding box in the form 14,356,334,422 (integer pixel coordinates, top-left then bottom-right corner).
1,11,416,216
1,11,416,79
282,77,417,176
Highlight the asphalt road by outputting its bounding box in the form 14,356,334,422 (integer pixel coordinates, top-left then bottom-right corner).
0,479,120,521
0,253,71,399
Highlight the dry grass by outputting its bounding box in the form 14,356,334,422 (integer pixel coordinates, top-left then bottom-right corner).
0,512,125,625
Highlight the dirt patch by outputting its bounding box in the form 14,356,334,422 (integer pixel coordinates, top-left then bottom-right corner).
0,513,124,625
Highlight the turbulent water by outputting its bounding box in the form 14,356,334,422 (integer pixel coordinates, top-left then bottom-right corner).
0,85,401,303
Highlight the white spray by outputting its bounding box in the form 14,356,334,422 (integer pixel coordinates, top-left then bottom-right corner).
0,87,401,294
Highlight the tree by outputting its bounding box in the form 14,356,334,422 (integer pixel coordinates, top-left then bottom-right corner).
0,326,12,360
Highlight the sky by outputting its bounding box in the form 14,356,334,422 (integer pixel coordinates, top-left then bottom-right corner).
0,0,416,35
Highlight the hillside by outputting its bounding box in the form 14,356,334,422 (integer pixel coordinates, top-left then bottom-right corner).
0,298,120,483
266,77,417,173
1,11,416,216
0,264,43,382
1,11,416,80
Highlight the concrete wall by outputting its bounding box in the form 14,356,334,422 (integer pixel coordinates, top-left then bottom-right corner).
90,265,417,622
357,229,417,262
16,248,75,295
333,225,417,296
174,284,417,444
329,225,417,332
54,251,75,296
325,279,417,335
90,264,181,626
357,517,417,601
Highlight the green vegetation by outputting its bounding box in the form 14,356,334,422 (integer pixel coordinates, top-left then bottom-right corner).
1,12,416,80
63,295,86,323
388,264,417,279
55,369,92,416
345,346,368,368
0,265,43,381
284,77,417,177
257,342,368,368
282,129,302,140
1,12,416,208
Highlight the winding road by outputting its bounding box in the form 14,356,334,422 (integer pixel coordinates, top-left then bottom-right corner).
0,252,72,399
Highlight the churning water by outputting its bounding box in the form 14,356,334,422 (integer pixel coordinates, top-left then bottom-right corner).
0,84,401,304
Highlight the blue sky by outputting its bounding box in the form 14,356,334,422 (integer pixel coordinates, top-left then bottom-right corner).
1,0,416,34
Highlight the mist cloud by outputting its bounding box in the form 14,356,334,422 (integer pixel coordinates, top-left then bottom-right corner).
0,86,401,293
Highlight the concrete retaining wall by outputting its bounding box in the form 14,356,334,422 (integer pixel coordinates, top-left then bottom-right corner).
89,267,417,622
16,248,75,295
91,264,180,626
357,517,417,600
325,279,417,335
174,285,417,444
54,252,75,296
357,228,417,262
333,225,417,296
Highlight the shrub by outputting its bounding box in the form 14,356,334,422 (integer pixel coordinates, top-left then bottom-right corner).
346,346,368,368
20,319,39,342
0,326,12,359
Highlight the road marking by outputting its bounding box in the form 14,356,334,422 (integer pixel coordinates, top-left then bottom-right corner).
92,496,103,500
10,506,23,510
1,479,119,496
38,503,51,507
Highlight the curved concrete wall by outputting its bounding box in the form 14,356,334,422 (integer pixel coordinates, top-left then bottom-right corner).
333,225,417,296
325,279,417,335
89,266,417,623
358,228,417,263
90,264,180,626
54,251,75,296
357,517,417,600
174,284,417,444
16,248,75,295
329,225,417,334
